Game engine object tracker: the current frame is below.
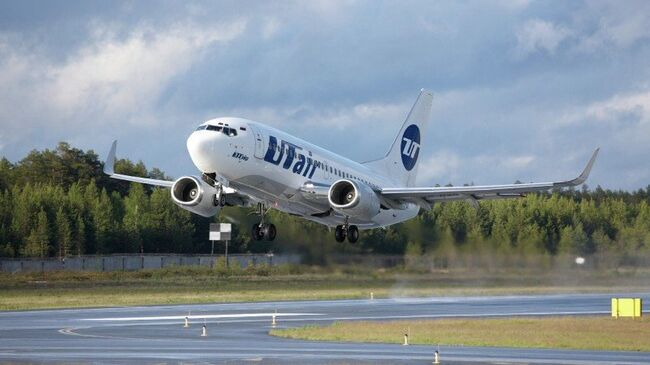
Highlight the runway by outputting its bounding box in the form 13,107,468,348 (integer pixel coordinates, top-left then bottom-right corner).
1,293,649,364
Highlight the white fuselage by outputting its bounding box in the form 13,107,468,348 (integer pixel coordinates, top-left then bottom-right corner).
186,117,419,229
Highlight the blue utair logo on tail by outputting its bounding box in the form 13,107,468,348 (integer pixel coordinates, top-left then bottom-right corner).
400,124,420,171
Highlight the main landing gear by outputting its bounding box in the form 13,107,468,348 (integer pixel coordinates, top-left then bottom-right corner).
335,217,359,243
251,203,276,241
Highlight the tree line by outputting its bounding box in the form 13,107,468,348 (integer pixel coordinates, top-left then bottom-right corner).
0,142,649,259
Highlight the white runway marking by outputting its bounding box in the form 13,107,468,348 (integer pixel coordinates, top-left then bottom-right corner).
82,312,323,321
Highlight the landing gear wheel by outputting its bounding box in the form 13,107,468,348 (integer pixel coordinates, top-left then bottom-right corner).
214,194,226,207
335,225,346,243
266,224,277,241
212,181,226,207
251,224,264,241
251,203,278,241
347,225,359,243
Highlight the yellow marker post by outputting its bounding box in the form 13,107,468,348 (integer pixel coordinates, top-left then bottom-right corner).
612,298,643,318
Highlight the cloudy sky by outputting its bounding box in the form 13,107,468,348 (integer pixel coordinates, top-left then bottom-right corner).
1,0,649,190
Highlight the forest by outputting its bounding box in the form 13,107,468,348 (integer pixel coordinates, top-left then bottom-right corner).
0,142,649,259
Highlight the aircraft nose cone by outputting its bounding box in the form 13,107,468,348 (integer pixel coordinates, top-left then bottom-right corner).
187,131,216,172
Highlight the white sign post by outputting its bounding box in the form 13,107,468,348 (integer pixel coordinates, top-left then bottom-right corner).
209,223,232,267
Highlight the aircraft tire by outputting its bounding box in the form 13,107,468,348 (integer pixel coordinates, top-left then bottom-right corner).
347,225,359,243
335,225,346,242
266,224,277,241
252,223,264,241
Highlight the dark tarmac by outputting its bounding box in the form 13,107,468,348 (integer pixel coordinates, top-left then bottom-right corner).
1,293,649,364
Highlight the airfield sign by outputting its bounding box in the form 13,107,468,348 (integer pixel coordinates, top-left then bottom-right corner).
209,223,232,241
209,223,231,264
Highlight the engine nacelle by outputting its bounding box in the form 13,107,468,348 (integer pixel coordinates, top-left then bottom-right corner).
170,176,221,217
328,179,380,221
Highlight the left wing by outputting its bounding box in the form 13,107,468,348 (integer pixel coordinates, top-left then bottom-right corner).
380,148,599,208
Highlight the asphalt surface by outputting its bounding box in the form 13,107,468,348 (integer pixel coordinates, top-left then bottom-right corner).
0,293,649,364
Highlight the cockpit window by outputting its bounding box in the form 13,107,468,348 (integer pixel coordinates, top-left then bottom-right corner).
198,124,238,137
223,127,237,136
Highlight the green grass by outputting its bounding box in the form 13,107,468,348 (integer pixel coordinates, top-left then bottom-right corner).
1,265,649,311
271,316,650,352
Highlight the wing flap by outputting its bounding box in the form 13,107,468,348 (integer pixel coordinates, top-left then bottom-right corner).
382,182,553,200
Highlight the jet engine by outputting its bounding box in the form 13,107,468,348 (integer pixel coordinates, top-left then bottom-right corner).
170,176,221,217
328,179,380,221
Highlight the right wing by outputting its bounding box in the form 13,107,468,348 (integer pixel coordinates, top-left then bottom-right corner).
380,148,599,208
103,140,174,188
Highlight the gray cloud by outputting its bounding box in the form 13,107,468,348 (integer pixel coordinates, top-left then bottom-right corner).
0,0,649,190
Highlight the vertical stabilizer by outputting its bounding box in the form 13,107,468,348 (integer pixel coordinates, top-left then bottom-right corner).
363,89,433,187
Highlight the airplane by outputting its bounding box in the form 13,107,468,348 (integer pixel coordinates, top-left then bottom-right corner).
104,89,599,243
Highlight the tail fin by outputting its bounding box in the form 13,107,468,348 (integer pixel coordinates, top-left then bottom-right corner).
363,89,433,187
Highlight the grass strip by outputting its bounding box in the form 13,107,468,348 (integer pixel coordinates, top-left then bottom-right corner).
2,266,649,311
271,316,650,352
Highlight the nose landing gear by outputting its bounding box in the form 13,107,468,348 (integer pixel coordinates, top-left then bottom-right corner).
204,173,226,207
251,203,276,241
213,186,226,207
335,217,359,243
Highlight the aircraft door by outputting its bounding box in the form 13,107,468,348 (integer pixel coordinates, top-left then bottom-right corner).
248,125,266,159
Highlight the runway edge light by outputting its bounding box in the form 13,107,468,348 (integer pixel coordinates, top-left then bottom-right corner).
611,298,643,318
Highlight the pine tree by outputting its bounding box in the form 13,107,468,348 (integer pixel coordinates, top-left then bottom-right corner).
92,189,113,254
558,223,588,255
22,209,50,257
73,214,85,256
122,183,148,253
55,207,72,258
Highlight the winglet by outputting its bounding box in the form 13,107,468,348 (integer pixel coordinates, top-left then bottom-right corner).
104,140,117,176
555,148,599,187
